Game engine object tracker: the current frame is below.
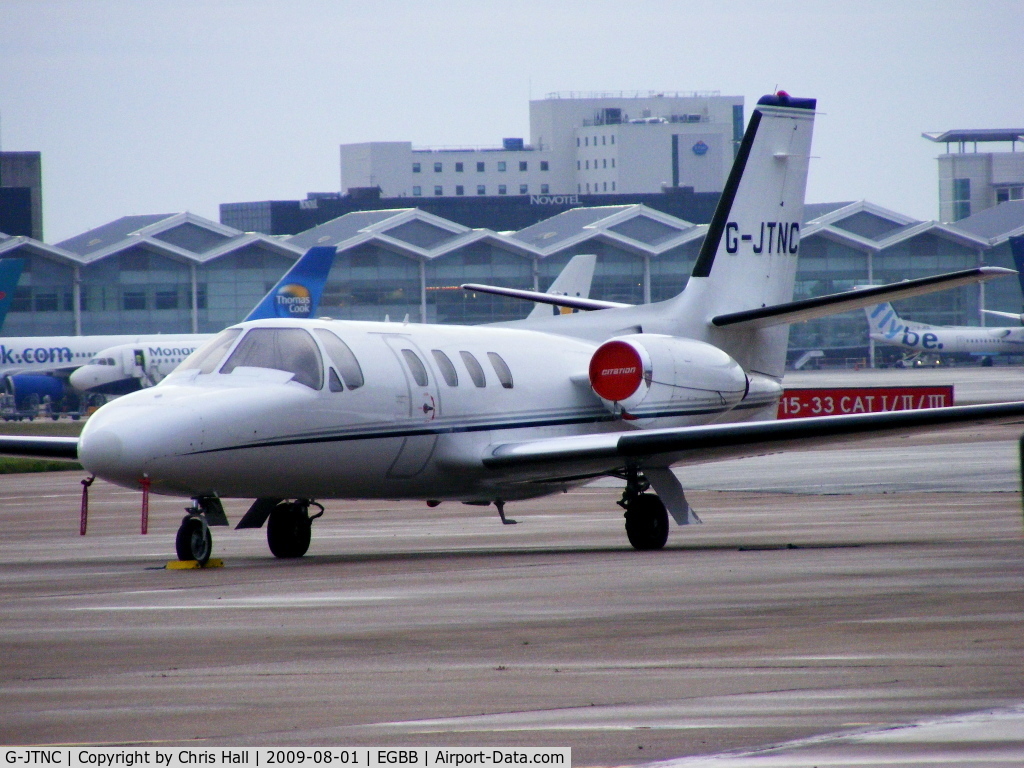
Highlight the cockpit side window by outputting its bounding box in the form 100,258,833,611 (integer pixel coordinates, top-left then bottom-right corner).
314,329,364,389
179,328,242,374
221,328,324,390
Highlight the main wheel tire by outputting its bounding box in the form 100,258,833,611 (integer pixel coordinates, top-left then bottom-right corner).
267,504,312,559
624,493,669,551
175,517,212,565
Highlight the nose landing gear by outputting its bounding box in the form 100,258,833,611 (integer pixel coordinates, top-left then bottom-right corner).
174,497,226,564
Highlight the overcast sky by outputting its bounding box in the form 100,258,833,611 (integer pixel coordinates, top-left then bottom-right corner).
1,0,1021,243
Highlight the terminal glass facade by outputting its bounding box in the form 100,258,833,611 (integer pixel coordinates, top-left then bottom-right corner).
426,243,533,324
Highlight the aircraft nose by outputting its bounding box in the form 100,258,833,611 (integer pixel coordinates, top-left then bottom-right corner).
78,394,202,489
68,366,99,391
77,427,124,478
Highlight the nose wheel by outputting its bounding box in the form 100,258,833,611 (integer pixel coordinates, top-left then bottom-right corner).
175,515,213,565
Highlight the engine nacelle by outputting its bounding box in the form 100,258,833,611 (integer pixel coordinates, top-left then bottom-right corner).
588,334,747,427
1,373,82,419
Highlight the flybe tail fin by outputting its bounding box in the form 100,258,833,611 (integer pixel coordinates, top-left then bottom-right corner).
0,258,26,333
670,93,816,376
244,246,336,321
864,302,931,340
527,253,598,318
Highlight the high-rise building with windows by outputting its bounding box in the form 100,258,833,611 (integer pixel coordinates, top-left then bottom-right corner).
923,129,1024,222
340,91,743,200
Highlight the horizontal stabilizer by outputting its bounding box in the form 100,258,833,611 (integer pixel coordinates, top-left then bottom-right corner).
462,283,630,312
712,267,1015,329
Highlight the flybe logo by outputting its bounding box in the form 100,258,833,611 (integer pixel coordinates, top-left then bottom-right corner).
274,283,312,317
869,305,906,340
724,222,800,255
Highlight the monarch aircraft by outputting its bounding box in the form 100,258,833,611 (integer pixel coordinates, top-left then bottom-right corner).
4,93,1024,565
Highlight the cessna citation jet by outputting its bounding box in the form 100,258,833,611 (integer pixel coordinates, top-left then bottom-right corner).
4,93,1024,565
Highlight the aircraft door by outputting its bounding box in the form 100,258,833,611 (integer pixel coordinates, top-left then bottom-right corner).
382,336,441,478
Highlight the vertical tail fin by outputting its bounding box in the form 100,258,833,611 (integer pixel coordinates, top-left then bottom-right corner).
244,247,336,321
865,301,931,338
528,253,598,318
673,93,816,377
0,258,26,333
865,302,906,339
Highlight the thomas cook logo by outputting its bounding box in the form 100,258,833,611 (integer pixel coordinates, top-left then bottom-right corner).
692,140,709,156
274,284,312,317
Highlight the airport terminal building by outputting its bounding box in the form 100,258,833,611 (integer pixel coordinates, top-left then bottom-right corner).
2,198,1024,366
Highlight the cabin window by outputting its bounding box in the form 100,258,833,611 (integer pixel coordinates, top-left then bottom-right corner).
314,329,364,389
328,368,344,392
460,351,486,388
179,328,242,374
400,349,429,387
431,350,458,387
221,328,324,390
487,352,514,389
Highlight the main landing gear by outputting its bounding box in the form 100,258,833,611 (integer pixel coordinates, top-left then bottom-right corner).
233,497,324,559
267,500,324,558
618,468,669,551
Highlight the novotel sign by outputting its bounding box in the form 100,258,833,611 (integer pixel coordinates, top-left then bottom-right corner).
530,194,581,206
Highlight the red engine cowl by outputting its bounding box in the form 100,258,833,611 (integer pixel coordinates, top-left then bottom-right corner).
589,334,747,426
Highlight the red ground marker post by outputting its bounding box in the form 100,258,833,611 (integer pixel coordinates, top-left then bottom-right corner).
140,476,150,535
79,475,95,536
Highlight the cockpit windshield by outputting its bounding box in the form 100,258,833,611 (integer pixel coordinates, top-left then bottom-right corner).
220,328,324,389
178,328,243,374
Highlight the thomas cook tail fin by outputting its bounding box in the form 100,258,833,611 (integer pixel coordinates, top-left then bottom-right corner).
244,246,336,321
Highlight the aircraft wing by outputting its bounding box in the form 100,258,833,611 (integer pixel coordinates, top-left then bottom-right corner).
483,400,1024,478
0,435,79,460
713,267,1014,329
461,283,631,312
982,309,1024,323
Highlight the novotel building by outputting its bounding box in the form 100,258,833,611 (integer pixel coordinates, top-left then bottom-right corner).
338,91,743,202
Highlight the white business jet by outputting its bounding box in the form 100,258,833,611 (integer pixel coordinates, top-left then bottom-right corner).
4,93,1022,566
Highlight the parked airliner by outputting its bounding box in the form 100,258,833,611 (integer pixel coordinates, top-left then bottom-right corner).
0,246,336,403
866,301,1024,356
4,93,1023,566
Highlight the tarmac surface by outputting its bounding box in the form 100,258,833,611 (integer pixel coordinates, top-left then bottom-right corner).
2,367,1024,765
